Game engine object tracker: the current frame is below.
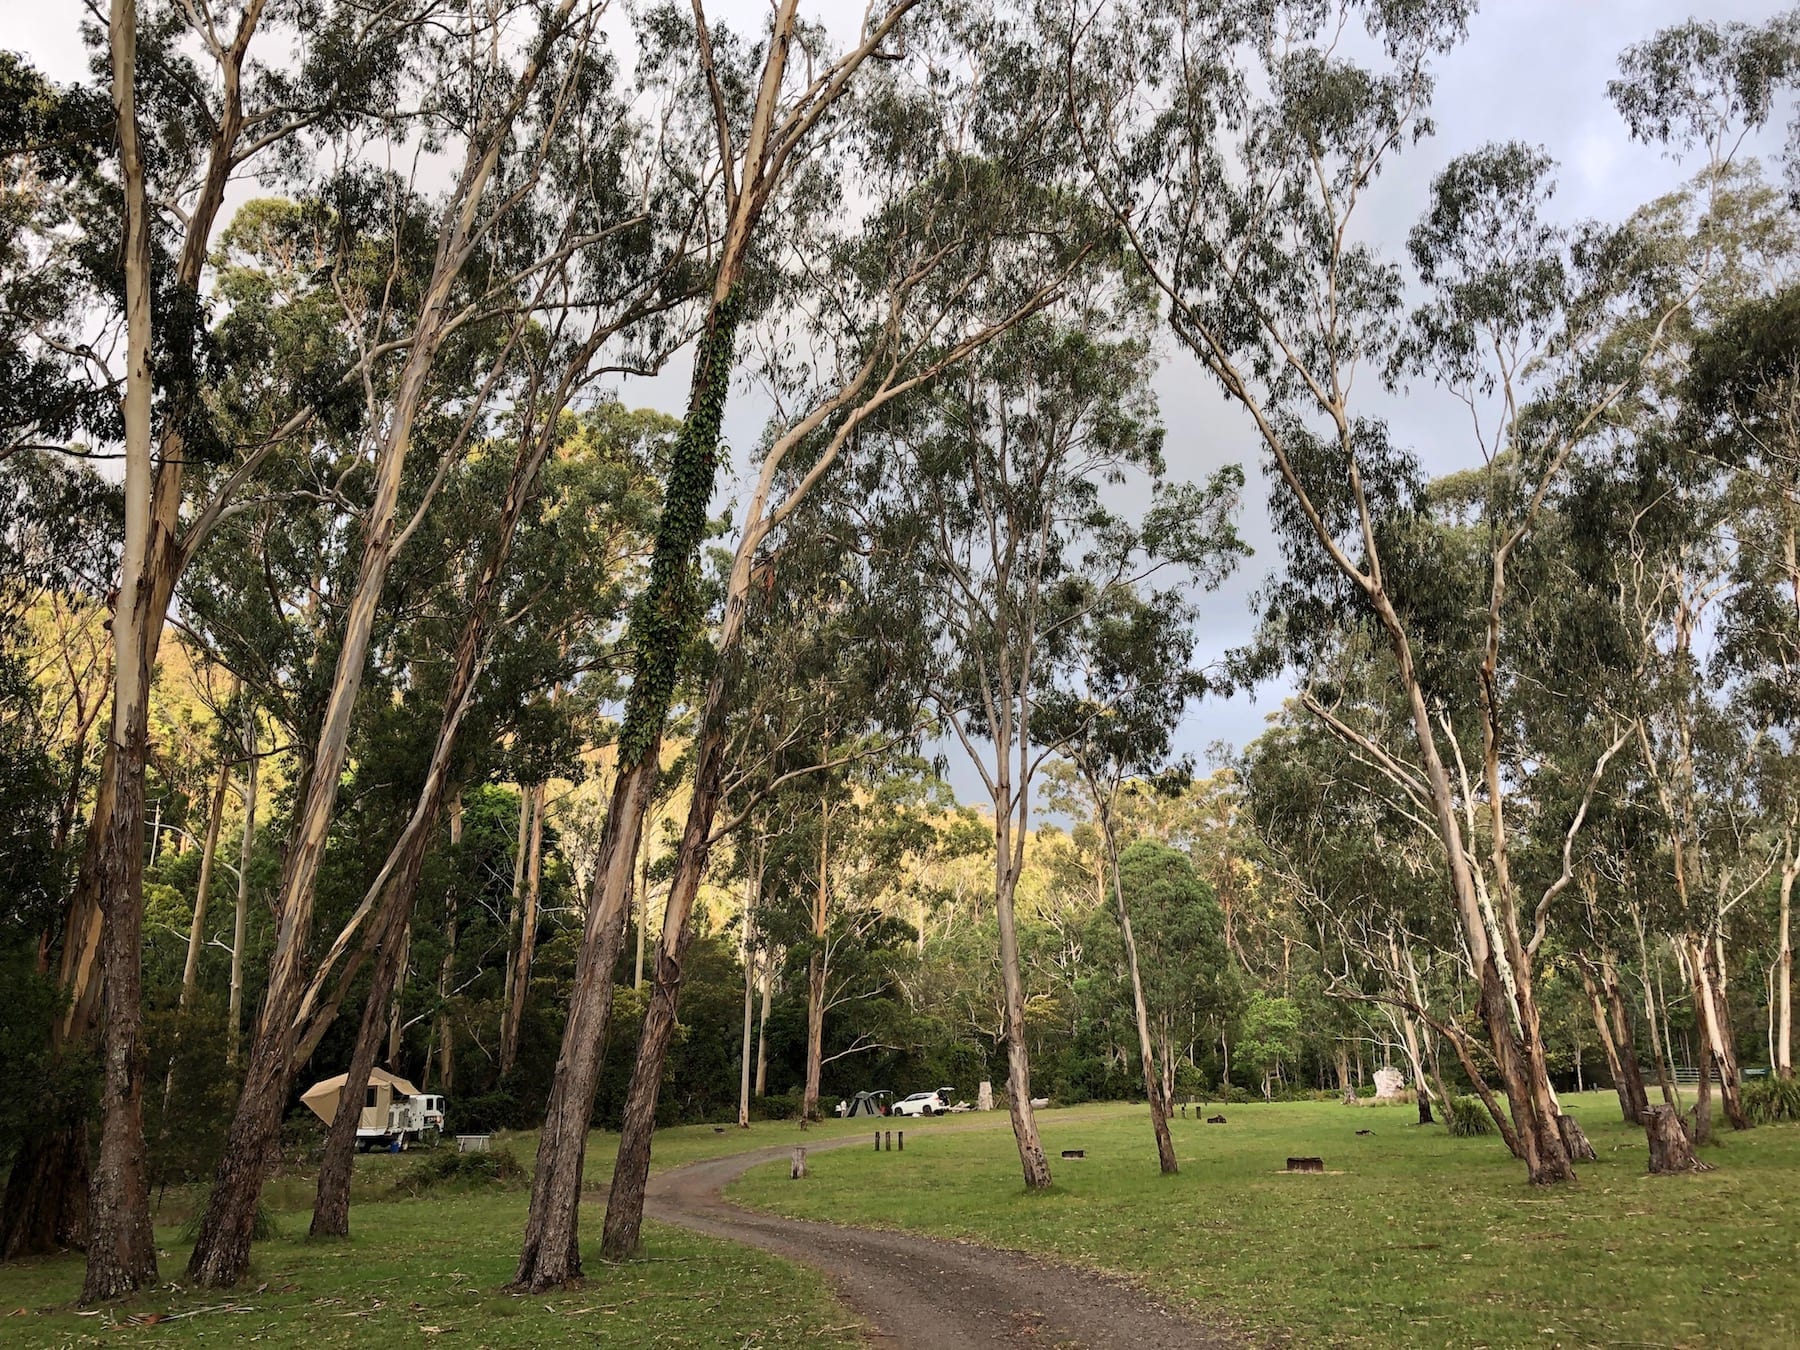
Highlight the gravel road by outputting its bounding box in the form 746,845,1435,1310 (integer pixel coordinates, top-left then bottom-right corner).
644,1134,1238,1349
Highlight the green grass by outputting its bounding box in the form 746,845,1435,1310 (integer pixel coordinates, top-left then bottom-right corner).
0,1116,877,1348
731,1094,1800,1348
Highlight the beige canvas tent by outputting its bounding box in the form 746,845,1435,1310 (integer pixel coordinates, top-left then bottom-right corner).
301,1067,423,1131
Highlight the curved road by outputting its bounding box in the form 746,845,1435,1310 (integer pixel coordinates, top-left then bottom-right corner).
645,1134,1236,1349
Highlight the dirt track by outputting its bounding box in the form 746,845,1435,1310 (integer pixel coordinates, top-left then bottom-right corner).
644,1134,1237,1349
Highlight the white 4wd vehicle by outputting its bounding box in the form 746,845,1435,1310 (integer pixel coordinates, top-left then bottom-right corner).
891,1091,947,1118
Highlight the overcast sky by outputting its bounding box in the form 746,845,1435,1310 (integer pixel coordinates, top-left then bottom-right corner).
7,0,1792,800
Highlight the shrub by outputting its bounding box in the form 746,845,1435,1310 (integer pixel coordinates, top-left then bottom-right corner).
753,1091,801,1121
1744,1076,1800,1125
393,1147,523,1196
1446,1095,1493,1137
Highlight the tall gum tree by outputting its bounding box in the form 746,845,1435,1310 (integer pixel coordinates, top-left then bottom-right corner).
187,0,630,1287
509,0,929,1291
1071,0,1702,1184
862,287,1242,1190
6,0,438,1269
596,1,1126,1259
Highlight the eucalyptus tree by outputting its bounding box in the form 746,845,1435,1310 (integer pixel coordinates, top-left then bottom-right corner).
186,0,688,1286
1689,285,1800,1081
1038,585,1218,1173
859,281,1241,1188
1068,0,1718,1184
565,0,1116,1268
508,0,933,1289
18,2,449,1291
305,400,677,1242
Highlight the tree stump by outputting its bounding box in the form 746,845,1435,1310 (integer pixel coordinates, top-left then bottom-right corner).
1285,1156,1324,1173
790,1147,807,1180
1645,1105,1713,1174
1557,1113,1597,1163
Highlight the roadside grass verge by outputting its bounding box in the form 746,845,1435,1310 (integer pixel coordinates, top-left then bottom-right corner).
0,1115,881,1348
730,1093,1800,1348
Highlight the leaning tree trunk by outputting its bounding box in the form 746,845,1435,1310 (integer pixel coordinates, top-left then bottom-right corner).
228,718,258,1066
436,791,462,1096
510,283,746,1292
996,857,1052,1190
311,896,413,1238
307,377,577,1235
178,749,235,1006
500,784,546,1077
188,247,474,1290
509,756,651,1291
1100,814,1176,1174
755,955,772,1097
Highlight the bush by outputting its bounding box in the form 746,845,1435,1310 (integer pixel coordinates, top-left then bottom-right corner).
1744,1076,1800,1125
448,1086,520,1135
393,1147,523,1195
753,1091,801,1121
1446,1095,1493,1138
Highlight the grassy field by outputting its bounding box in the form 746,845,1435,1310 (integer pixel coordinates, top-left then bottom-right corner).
733,1094,1800,1348
0,1115,880,1348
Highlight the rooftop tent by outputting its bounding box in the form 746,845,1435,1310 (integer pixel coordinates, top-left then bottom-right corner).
300,1067,423,1131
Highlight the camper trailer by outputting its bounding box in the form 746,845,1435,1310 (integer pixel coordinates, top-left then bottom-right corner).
300,1068,444,1151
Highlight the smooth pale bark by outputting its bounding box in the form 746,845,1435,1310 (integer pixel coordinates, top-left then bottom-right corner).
306,377,590,1234
501,784,546,1077
385,924,411,1066
179,750,235,1005
755,955,772,1097
1777,849,1794,1080
502,788,532,1009
802,801,830,1123
1690,936,1750,1130
737,938,757,1129
1098,806,1175,1174
84,0,159,1298
437,791,463,1095
9,0,270,1259
228,723,258,1066
736,851,763,1129
186,29,558,1269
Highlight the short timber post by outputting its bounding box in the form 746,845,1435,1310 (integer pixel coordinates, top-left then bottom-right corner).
885,1130,893,1152
874,1131,881,1151
897,1130,904,1151
791,1147,807,1180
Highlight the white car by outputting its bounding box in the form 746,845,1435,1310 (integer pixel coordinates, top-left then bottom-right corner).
890,1091,947,1118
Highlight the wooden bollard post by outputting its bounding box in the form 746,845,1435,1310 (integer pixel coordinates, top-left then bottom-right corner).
874,1131,881,1151
898,1130,904,1151
885,1130,893,1152
791,1147,807,1179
